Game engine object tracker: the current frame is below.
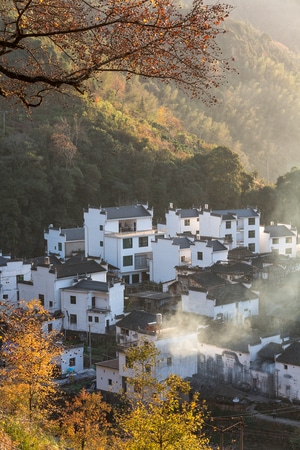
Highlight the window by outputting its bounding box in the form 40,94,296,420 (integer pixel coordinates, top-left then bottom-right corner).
123,255,133,267
184,219,190,226
181,256,186,263
99,225,103,231
16,274,24,282
284,364,288,370
108,379,112,386
286,237,292,243
123,238,133,249
39,294,44,306
135,253,148,270
95,316,99,323
3,294,8,300
272,238,279,245
49,301,53,308
226,221,231,229
285,248,292,255
248,230,255,238
132,274,139,284
69,357,76,367
88,316,93,322
100,241,103,247
197,252,203,261
70,295,76,304
248,218,255,225
139,236,148,247
225,234,232,242
58,242,62,251
167,357,172,366
248,243,255,252
70,314,77,324
92,296,96,308
48,323,53,333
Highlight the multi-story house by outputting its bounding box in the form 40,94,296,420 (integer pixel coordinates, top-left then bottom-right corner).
275,341,300,401
84,204,161,284
190,239,228,268
260,223,297,257
0,253,31,303
182,282,259,324
159,206,201,238
18,258,107,313
200,207,260,253
61,278,124,334
150,236,192,284
96,310,199,395
44,225,85,260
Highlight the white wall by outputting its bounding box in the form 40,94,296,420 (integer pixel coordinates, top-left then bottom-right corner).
214,298,259,325
182,289,214,317
84,207,106,258
151,238,180,283
0,259,31,303
190,240,228,268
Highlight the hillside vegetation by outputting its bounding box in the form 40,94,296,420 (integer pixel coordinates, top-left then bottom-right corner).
1,17,300,256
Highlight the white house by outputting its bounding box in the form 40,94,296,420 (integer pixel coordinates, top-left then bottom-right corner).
275,341,300,401
96,310,199,395
59,344,84,376
44,225,85,260
61,279,124,334
200,207,260,253
197,321,283,392
260,223,297,258
84,204,161,284
150,236,192,284
190,239,228,268
0,253,31,303
18,258,107,314
159,206,200,238
182,282,259,324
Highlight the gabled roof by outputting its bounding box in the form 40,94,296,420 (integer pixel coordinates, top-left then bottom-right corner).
64,279,109,292
257,342,282,360
54,260,106,279
211,261,254,275
207,283,257,306
60,227,84,241
103,204,152,220
189,270,227,289
264,225,296,238
172,237,192,249
175,208,200,218
116,310,156,332
205,240,228,252
212,208,259,218
276,341,300,366
228,247,255,260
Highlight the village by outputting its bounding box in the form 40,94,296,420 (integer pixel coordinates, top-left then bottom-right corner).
2,202,300,405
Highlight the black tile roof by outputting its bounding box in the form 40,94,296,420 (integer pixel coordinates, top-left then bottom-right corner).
61,227,84,241
65,279,109,292
264,225,296,238
55,260,106,279
207,283,257,306
276,341,300,366
173,237,192,249
103,204,152,220
212,208,259,218
257,342,282,360
211,262,254,275
205,240,228,252
116,310,156,331
176,208,200,218
189,270,227,289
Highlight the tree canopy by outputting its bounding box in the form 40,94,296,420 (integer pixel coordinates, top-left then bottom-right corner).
0,0,232,106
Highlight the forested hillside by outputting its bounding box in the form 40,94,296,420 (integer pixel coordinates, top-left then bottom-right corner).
1,14,300,257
